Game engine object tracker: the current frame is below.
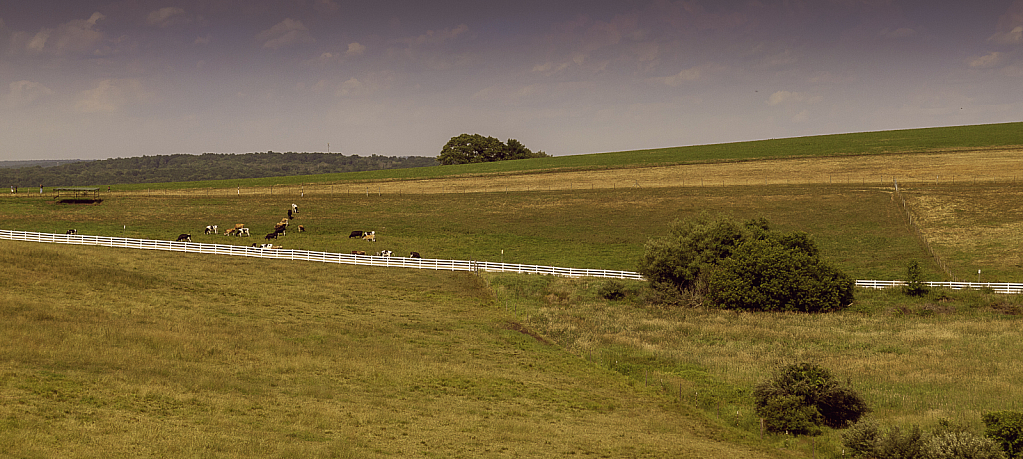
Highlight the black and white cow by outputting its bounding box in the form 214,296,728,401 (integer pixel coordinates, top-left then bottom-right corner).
409,251,421,258
204,225,218,235
176,233,192,242
65,229,78,235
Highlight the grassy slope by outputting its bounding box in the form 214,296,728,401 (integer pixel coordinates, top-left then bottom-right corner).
0,242,791,458
4,122,1023,457
83,121,1023,191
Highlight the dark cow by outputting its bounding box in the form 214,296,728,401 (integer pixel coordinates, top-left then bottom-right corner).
65,229,78,235
348,230,364,238
264,232,279,241
409,251,421,258
176,233,192,242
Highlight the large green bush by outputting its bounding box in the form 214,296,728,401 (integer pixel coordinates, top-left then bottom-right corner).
984,411,1023,458
638,215,854,312
754,362,869,435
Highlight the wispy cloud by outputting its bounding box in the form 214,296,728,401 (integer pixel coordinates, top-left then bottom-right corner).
146,7,187,28
257,19,315,50
16,12,105,56
767,90,822,106
6,80,53,108
75,79,153,113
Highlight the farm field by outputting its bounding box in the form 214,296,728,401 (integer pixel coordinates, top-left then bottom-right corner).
3,125,1023,457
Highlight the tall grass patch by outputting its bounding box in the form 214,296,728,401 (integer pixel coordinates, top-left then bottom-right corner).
495,273,1023,454
1,241,789,458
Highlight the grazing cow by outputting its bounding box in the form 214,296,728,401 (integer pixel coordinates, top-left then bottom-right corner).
348,230,364,238
351,250,366,255
377,250,393,257
297,225,305,232
176,233,192,242
224,223,245,236
409,251,421,258
362,231,376,242
235,228,250,237
204,225,218,235
264,232,279,241
65,229,78,235
287,209,293,219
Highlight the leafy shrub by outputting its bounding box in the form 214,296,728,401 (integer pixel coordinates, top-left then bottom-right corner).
925,430,1006,459
638,215,854,312
754,363,869,436
636,215,754,293
843,420,926,458
707,235,855,312
844,418,1006,459
904,261,929,297
597,280,627,300
983,411,1023,458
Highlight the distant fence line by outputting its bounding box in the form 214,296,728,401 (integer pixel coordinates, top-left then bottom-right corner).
3,230,1021,293
0,230,644,281
2,173,1022,198
854,280,1023,294
892,179,956,281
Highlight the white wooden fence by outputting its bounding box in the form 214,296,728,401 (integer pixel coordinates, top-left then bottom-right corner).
0,230,644,280
3,230,1020,292
855,279,1023,294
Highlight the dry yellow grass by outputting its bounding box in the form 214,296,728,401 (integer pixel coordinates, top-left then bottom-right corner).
104,147,1023,198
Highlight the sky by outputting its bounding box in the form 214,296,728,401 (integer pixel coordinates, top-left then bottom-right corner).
1,0,1022,161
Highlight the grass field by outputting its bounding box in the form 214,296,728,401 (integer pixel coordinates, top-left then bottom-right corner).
3,123,1023,457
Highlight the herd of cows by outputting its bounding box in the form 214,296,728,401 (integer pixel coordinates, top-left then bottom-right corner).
157,203,421,259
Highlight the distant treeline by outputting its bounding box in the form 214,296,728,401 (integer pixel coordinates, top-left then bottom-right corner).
0,152,439,187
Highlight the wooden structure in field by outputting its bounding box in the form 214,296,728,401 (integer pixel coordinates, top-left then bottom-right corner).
54,187,101,204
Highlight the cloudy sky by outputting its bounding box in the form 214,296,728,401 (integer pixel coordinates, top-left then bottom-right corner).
1,1,1022,161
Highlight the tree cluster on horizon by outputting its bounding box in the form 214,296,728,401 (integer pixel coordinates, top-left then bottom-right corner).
437,134,549,165
0,152,439,187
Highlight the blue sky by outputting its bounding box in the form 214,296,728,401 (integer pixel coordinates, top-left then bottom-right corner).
2,0,1021,160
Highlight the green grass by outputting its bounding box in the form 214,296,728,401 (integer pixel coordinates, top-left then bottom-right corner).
56,121,1023,193
1,183,942,280
493,274,1023,457
0,242,792,458
4,122,1023,457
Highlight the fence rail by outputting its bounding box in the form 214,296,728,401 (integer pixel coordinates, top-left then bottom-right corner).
4,230,1020,291
855,279,1023,294
0,230,645,280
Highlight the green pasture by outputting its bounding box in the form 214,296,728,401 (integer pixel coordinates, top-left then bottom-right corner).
493,273,1023,458
4,122,1023,458
0,241,792,458
50,121,1023,192
2,183,944,280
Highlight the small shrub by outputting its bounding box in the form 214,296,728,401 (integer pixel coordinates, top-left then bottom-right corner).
597,280,626,300
983,411,1023,458
842,420,926,458
754,362,869,436
925,430,1006,459
904,261,929,297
